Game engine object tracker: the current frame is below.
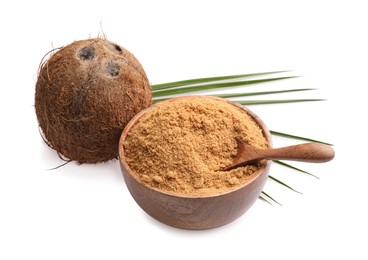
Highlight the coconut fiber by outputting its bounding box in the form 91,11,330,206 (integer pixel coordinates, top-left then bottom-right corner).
35,38,151,163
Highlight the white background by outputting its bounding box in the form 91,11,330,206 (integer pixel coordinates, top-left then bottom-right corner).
1,0,367,259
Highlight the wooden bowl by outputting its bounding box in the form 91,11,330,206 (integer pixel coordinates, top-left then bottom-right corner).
118,96,272,230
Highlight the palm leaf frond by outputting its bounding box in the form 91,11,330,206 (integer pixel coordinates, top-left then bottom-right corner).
152,70,289,91
259,195,273,205
237,99,324,106
153,88,316,103
152,76,297,97
268,175,302,194
273,160,319,179
270,130,332,145
215,88,316,99
261,191,283,206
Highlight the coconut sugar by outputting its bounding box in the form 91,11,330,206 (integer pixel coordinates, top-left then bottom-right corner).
123,97,268,195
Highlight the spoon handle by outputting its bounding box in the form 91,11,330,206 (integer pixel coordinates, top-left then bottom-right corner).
260,143,335,162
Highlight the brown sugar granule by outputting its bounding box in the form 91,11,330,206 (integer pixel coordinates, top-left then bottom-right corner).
123,97,268,195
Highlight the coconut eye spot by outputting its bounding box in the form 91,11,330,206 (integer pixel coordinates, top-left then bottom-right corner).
78,46,95,60
106,60,120,76
107,44,124,56
113,45,123,55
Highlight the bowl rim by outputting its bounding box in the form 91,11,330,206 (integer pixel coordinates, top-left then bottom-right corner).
118,95,273,199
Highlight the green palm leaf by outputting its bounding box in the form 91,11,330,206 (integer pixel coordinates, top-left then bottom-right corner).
237,99,324,105
152,76,297,97
268,175,302,194
258,195,273,205
152,70,289,90
153,88,315,103
260,191,283,206
273,160,319,179
215,88,316,99
270,130,332,145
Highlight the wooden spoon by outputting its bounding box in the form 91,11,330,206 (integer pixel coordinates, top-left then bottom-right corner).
223,139,335,171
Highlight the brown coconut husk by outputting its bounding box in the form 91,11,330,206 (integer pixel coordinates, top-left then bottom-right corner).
35,38,152,163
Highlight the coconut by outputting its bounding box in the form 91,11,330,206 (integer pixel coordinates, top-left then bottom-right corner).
35,38,152,163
